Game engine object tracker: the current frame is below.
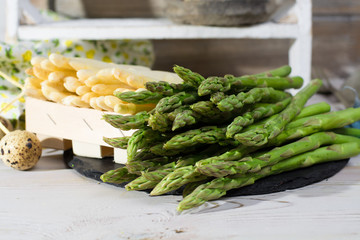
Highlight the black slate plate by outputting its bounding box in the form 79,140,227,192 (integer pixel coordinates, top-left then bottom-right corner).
64,149,349,196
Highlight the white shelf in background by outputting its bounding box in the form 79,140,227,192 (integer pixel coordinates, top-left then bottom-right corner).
17,18,300,40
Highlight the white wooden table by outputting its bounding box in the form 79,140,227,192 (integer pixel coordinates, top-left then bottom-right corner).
1,147,360,240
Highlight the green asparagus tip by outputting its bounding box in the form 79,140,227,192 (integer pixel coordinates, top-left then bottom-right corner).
100,174,107,183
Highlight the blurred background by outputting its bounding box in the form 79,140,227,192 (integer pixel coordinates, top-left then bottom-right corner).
0,0,360,92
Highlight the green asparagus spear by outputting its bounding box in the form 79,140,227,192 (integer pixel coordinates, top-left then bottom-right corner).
294,102,331,120
148,111,172,132
150,143,199,156
126,156,170,174
171,107,202,131
271,107,360,145
125,162,177,191
148,105,198,132
198,75,303,96
333,127,360,138
182,179,210,198
115,89,164,104
196,132,360,177
178,141,360,211
190,101,221,117
103,136,130,149
102,111,149,130
145,81,194,95
141,162,177,181
164,126,226,150
190,101,236,123
211,87,290,112
235,79,322,146
150,165,208,196
156,91,199,113
251,65,292,78
173,65,205,88
100,167,139,184
125,176,159,191
226,97,291,138
193,145,258,172
127,128,167,161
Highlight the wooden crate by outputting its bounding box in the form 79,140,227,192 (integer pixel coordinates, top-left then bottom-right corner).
25,97,131,164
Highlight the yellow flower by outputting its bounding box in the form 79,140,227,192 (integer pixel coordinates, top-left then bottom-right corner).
19,97,25,103
0,93,8,99
75,45,84,51
123,52,129,60
140,56,150,66
0,45,2,51
110,41,117,49
64,40,73,47
11,75,19,82
102,56,112,63
86,49,95,59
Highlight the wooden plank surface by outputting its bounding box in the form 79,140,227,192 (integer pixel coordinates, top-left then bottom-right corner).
0,149,359,240
313,0,360,15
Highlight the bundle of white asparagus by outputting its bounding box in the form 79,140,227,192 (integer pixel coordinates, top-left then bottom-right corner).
24,53,182,114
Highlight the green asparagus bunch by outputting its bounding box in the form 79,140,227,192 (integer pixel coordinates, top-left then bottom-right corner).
100,64,360,212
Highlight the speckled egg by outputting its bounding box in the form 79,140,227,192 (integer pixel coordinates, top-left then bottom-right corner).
0,130,42,170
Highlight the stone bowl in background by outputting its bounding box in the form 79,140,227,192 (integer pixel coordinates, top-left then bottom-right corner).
164,0,294,26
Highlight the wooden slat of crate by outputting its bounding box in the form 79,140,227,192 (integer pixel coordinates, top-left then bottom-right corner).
25,97,123,147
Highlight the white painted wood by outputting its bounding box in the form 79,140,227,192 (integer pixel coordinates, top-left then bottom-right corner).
17,18,301,40
113,148,128,164
19,0,46,25
289,0,312,93
72,141,113,159
0,152,359,240
25,97,122,147
5,0,19,43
